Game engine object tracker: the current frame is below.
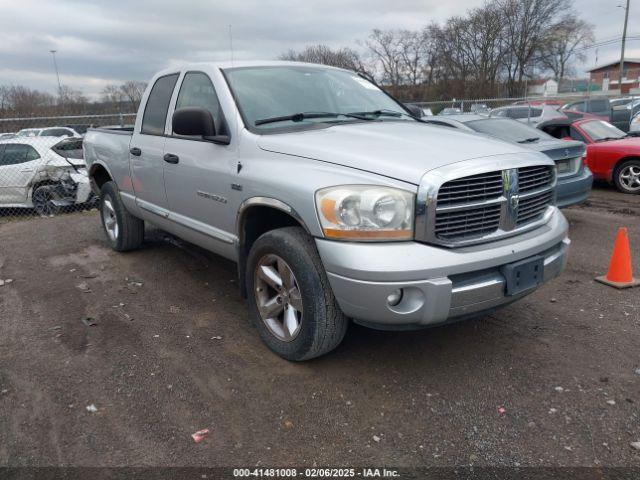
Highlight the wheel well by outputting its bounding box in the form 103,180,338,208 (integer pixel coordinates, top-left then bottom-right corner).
89,164,112,192
237,205,307,297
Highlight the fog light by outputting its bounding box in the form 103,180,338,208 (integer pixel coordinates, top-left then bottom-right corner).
387,289,403,306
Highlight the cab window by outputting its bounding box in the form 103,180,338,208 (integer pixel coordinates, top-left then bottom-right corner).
141,73,179,135
174,72,226,135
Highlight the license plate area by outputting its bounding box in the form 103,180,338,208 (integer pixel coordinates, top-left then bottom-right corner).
501,255,544,296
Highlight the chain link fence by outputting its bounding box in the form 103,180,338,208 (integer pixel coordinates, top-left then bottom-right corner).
408,92,640,133
1,93,639,224
0,112,135,224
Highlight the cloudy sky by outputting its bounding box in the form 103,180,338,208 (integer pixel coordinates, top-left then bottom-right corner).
0,0,636,98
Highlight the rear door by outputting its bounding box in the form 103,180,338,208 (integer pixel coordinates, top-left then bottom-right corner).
129,73,179,215
0,143,42,204
162,71,237,245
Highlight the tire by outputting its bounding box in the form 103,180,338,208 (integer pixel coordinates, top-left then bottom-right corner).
32,185,60,217
246,226,348,361
99,181,144,251
613,159,640,194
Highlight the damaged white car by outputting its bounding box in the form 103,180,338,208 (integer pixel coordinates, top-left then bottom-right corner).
0,137,96,216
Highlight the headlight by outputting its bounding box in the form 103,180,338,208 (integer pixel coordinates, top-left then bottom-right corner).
315,185,414,241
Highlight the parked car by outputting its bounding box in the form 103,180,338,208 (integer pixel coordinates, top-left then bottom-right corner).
439,107,462,115
490,105,565,125
0,137,94,215
560,98,610,121
0,133,15,140
16,128,43,137
424,114,592,207
609,97,635,108
64,124,96,136
39,127,83,138
469,103,490,114
540,118,640,194
84,61,569,360
610,99,640,132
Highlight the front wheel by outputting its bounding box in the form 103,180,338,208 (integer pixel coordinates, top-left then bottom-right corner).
613,159,640,194
99,181,144,251
246,227,348,361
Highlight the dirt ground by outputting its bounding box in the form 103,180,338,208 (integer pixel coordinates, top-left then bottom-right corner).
0,183,639,468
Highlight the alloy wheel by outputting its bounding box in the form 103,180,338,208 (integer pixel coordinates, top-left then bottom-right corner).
619,164,640,192
102,197,119,241
254,254,303,342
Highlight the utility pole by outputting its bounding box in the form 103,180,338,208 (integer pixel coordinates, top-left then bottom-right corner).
619,0,631,92
49,50,62,98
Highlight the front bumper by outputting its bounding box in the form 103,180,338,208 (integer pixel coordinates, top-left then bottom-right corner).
316,209,569,329
556,167,593,208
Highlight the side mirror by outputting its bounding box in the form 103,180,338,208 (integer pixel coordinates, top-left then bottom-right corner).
173,107,216,137
561,136,573,141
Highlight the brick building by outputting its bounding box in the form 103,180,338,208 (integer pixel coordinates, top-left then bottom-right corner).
587,58,640,93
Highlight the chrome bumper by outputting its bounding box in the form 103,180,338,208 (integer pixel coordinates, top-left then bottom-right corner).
317,209,569,329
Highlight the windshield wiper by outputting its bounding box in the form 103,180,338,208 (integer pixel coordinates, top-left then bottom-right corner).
254,111,370,126
595,136,619,142
347,109,407,119
518,137,540,143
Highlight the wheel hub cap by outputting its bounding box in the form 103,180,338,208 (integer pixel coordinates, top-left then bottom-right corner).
620,165,640,192
102,198,119,241
254,254,303,342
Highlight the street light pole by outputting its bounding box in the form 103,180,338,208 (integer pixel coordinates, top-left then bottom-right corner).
49,50,62,97
619,0,631,92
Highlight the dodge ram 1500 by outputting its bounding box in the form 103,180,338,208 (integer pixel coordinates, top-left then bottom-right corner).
84,61,569,360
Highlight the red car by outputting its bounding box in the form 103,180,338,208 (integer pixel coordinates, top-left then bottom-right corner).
541,118,640,194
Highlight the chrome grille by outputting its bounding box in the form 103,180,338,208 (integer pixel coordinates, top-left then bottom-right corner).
518,165,554,193
416,163,556,247
436,171,503,206
517,190,554,225
435,204,501,240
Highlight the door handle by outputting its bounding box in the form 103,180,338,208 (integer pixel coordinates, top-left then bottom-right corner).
21,169,34,173
163,153,179,164
130,147,142,156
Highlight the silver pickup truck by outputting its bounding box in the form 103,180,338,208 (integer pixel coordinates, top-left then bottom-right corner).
84,61,569,361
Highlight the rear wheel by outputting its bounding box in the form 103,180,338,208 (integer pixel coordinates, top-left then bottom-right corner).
32,185,60,217
613,159,640,194
246,227,348,361
99,181,144,251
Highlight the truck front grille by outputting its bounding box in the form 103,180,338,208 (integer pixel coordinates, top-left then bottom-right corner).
436,171,503,206
517,190,554,225
421,164,556,247
518,165,554,193
435,204,502,240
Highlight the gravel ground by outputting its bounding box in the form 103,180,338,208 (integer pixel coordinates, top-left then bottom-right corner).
0,184,639,468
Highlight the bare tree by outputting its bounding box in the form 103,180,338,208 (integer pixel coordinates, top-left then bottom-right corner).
101,84,125,104
498,0,570,95
58,85,87,105
120,81,147,108
279,44,370,76
538,16,594,80
365,29,405,86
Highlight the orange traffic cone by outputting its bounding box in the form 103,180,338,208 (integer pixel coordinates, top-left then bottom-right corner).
595,227,640,289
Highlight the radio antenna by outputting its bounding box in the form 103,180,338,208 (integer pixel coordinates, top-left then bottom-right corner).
228,24,234,66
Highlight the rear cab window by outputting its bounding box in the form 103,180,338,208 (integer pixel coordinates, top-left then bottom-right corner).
141,74,180,135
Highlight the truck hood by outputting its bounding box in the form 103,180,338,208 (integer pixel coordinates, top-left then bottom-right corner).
257,122,541,184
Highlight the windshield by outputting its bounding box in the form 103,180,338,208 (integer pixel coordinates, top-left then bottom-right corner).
465,118,554,143
224,66,410,132
580,120,626,141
